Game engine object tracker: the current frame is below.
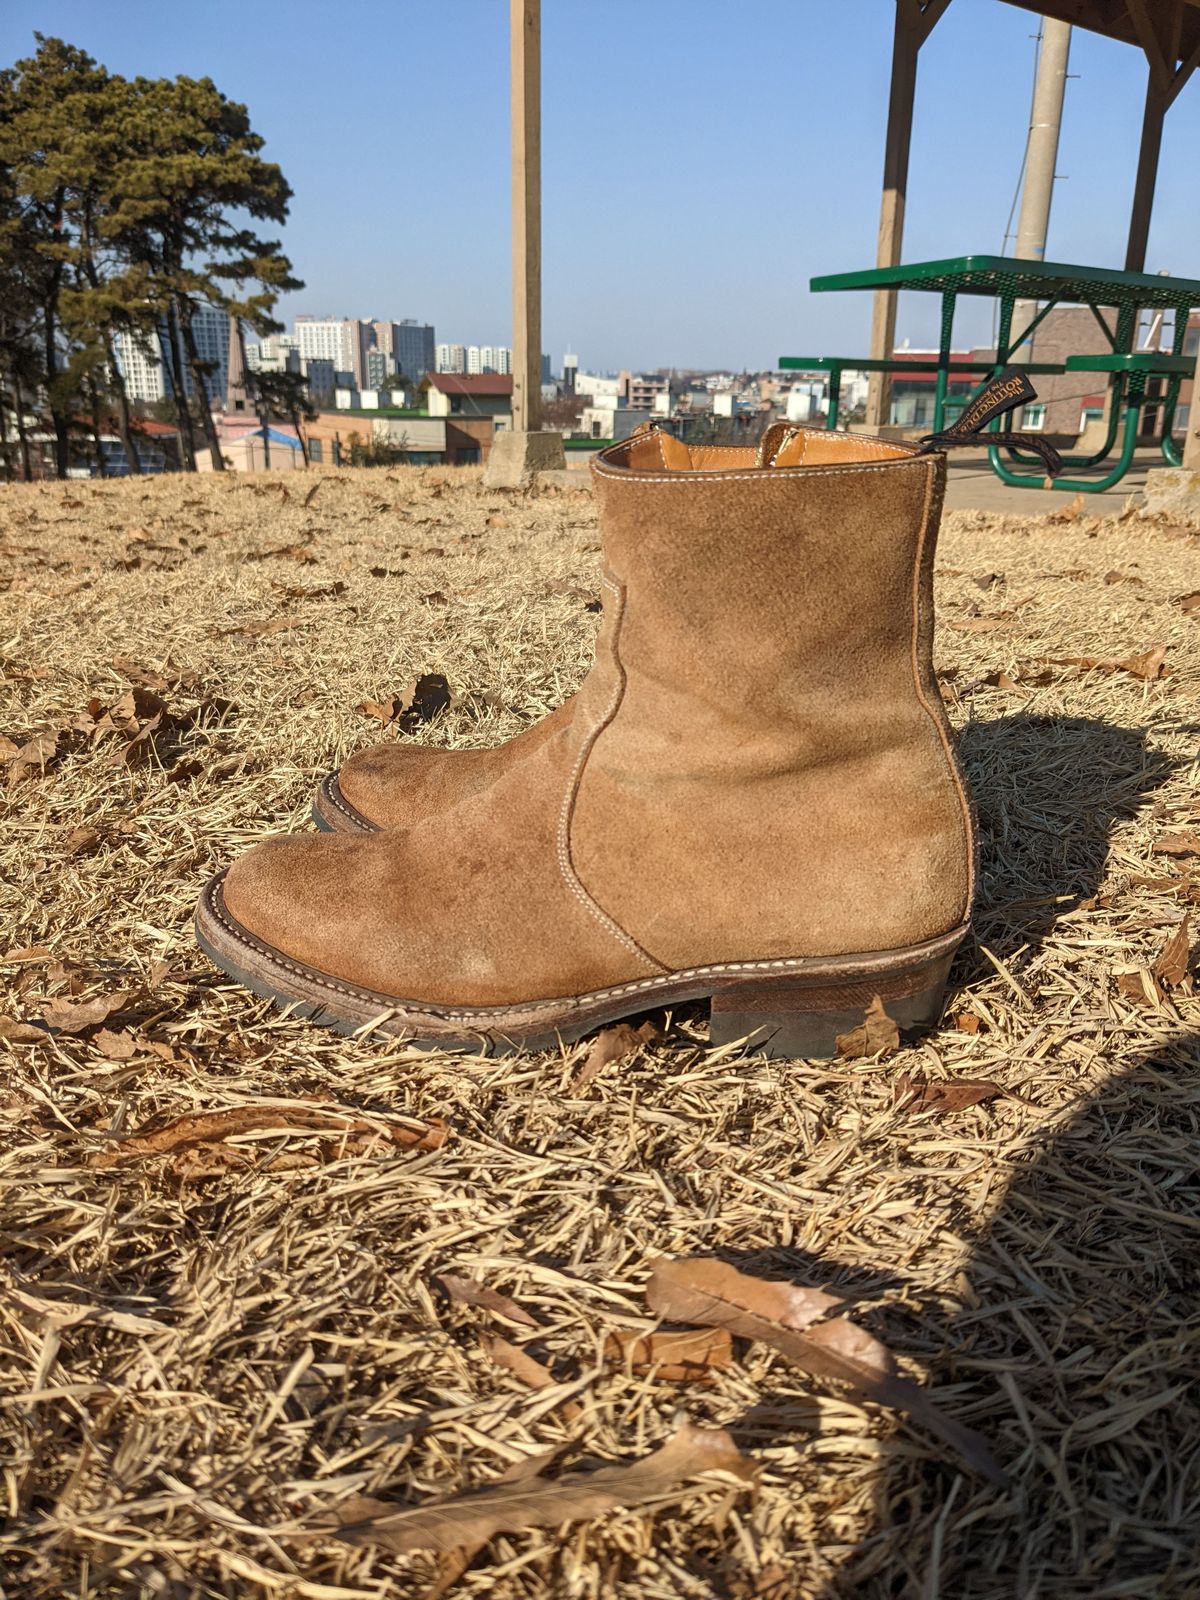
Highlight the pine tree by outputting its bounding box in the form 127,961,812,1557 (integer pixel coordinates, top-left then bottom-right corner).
0,37,112,476
105,73,301,471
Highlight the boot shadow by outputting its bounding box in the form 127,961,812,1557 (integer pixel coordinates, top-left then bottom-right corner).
956,712,1186,971
664,715,1196,1596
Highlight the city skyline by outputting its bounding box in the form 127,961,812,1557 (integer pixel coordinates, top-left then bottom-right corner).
12,1,1196,371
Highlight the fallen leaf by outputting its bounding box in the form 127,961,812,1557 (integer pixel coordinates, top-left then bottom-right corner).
41,991,131,1034
1174,590,1200,616
217,615,303,639
111,657,201,693
426,1450,560,1599
324,1423,756,1555
164,759,204,784
481,1334,556,1392
303,481,323,508
953,1012,981,1034
434,1274,538,1328
83,686,167,740
0,1016,48,1044
1,946,53,965
64,826,102,855
480,1334,583,1422
835,995,900,1059
1152,916,1192,988
270,580,346,602
89,1102,447,1168
1117,969,1164,1008
1119,644,1169,681
486,513,508,528
1104,570,1143,586
605,1325,734,1382
93,1028,137,1061
248,534,315,562
1050,492,1085,522
3,729,61,785
1052,646,1168,681
894,1075,1003,1115
1154,832,1200,858
645,1257,1003,1483
571,1020,662,1093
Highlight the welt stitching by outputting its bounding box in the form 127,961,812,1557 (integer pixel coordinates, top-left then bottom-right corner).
326,779,372,829
205,880,965,1023
554,576,666,973
592,457,924,485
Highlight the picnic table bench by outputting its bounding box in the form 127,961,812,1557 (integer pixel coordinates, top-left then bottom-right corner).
781,254,1200,492
778,356,1066,432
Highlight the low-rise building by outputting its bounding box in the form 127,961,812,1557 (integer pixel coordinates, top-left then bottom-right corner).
424,372,513,422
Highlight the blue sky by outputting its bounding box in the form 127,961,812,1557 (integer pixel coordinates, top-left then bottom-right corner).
4,1,1199,371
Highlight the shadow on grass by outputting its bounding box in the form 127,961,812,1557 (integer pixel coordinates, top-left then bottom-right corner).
673,714,1199,1596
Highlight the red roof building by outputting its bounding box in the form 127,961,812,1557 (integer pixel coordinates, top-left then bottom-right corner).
425,372,513,419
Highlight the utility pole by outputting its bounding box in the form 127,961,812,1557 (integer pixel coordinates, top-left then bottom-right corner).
485,0,565,486
1012,19,1071,351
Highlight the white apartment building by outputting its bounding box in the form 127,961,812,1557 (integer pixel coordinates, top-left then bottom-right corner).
574,371,621,408
245,333,299,374
295,317,367,386
436,343,467,374
479,345,511,375
113,305,231,404
113,328,167,403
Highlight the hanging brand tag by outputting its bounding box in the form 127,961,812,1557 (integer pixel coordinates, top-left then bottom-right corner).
938,368,1036,438
916,367,1061,476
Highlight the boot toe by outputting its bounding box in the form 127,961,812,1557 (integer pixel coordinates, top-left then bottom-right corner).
220,833,374,977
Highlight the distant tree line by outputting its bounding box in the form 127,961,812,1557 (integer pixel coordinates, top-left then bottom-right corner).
0,34,301,479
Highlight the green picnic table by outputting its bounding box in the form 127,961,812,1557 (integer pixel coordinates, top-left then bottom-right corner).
781,254,1200,493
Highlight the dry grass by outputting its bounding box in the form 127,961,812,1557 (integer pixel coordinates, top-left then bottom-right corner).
2,464,1199,1599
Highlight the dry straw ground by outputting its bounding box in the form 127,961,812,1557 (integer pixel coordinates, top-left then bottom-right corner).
2,464,1199,1599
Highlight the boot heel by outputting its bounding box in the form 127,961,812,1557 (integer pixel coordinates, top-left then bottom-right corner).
708,950,955,1060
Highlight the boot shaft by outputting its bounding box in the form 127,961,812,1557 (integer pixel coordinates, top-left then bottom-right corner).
566,429,973,968
591,430,947,774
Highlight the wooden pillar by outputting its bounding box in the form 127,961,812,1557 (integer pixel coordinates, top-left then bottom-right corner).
1185,335,1200,470
865,0,952,429
1125,66,1168,272
510,0,541,433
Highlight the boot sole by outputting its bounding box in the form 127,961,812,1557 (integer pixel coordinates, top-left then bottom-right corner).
311,774,378,835
195,871,966,1060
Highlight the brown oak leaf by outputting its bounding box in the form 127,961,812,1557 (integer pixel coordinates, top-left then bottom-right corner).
835,995,900,1059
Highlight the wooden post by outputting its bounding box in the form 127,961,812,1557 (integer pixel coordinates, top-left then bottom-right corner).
1125,65,1168,271
865,0,952,430
511,0,540,434
1184,334,1200,470
486,0,564,485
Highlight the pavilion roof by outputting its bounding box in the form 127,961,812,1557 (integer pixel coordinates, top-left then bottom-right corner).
1000,1,1200,68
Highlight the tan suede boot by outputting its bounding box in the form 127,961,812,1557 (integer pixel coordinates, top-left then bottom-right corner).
197,427,974,1059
